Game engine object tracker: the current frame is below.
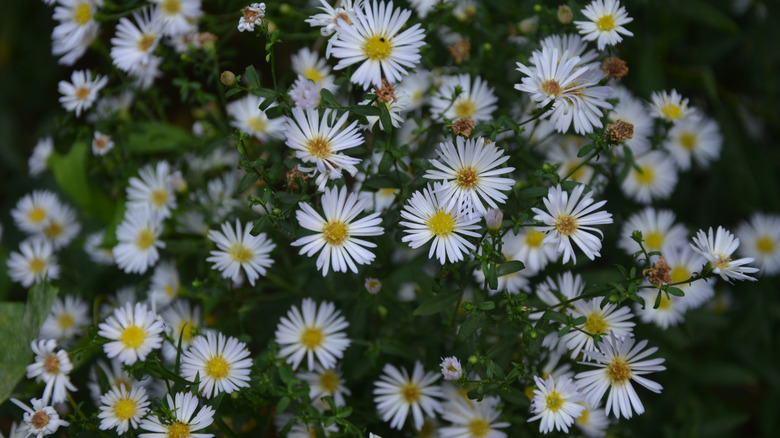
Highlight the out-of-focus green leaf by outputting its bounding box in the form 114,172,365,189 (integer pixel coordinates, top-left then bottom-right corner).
126,122,195,154
48,142,114,223
413,289,460,316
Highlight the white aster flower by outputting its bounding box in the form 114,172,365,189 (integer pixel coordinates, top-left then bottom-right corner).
92,131,115,155
620,150,678,204
663,245,714,308
289,75,322,110
147,260,181,309
399,184,481,264
7,238,60,288
634,287,687,329
532,184,613,264
58,69,108,117
439,357,462,381
374,361,443,430
649,89,694,122
737,213,780,275
664,114,723,170
297,365,352,410
362,89,411,131
11,190,60,234
545,136,599,185
138,392,215,438
181,331,253,398
98,384,150,434
35,201,81,250
618,208,688,260
150,0,202,36
98,302,165,365
560,299,635,359
84,230,114,265
110,8,164,72
274,298,351,371
10,398,69,438
528,375,584,434
691,226,759,282
440,394,509,438
534,271,585,316
396,69,431,111
430,74,498,123
408,0,449,18
237,2,266,32
161,300,202,362
206,219,275,286
540,33,599,66
26,339,77,405
40,295,89,341
126,161,177,220
575,335,666,419
291,47,337,91
29,137,53,177
574,401,610,437
306,0,362,37
129,55,164,90
364,277,382,293
609,86,653,156
201,171,243,223
51,0,100,65
226,94,285,142
328,0,426,89
113,208,165,275
574,0,633,50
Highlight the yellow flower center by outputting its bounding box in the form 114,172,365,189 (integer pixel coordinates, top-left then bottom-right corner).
661,104,683,120
76,86,91,100
205,355,231,379
167,421,191,438
596,14,616,31
644,231,664,250
426,210,456,236
44,355,61,374
576,406,590,425
657,294,671,310
555,214,578,236
306,135,332,159
413,89,423,103
301,327,324,349
545,391,564,412
671,266,690,283
525,230,545,248
74,3,92,25
28,206,47,224
162,0,182,15
113,398,138,421
400,382,420,404
679,132,697,150
45,221,64,238
363,34,392,60
756,236,776,254
583,312,608,334
635,165,655,185
177,320,195,343
151,189,169,207
713,255,731,271
135,228,156,250
165,284,177,297
524,386,535,400
229,242,254,263
304,67,324,84
606,357,632,385
379,188,398,196
541,79,562,97
137,34,157,52
31,411,50,429
322,221,349,246
248,116,267,133
468,417,490,438
58,313,75,329
114,378,132,391
120,325,146,349
453,98,477,119
319,370,340,393
29,257,47,274
455,166,479,189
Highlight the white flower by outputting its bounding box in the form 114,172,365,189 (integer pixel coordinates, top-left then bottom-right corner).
11,190,60,234
26,339,76,405
737,213,780,275
374,361,443,430
274,298,351,371
237,2,266,32
545,136,599,185
84,230,114,265
540,33,599,66
306,0,362,37
534,272,585,316
617,208,688,259
691,226,759,282
98,302,165,365
129,55,164,90
574,0,633,50
634,287,687,329
291,47,337,91
664,245,714,308
439,394,509,438
181,331,253,398
560,299,635,359
439,357,462,381
7,238,60,288
575,335,666,419
226,94,285,142
35,201,81,250
150,0,202,36
51,0,100,65
620,150,678,204
206,219,275,286
110,8,163,72
527,375,585,434
126,161,177,220
58,69,108,117
87,359,143,404
361,89,411,131
147,260,180,309
649,89,694,122
10,398,69,438
40,295,89,341
138,392,215,438
396,69,431,111
92,131,115,155
297,365,352,410
430,74,498,123
291,186,384,275
29,137,53,177
664,114,722,170
328,0,426,89
289,75,322,109
98,384,150,434
161,300,202,362
424,136,515,217
574,401,610,437
532,184,613,264
201,171,243,223
609,86,653,156
113,208,165,274
364,277,382,294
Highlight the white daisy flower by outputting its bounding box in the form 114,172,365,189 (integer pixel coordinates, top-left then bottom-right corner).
560,299,635,359
373,361,443,430
98,384,150,434
98,302,165,365
35,201,81,250
150,0,202,36
9,398,69,438
274,298,351,371
138,392,215,438
617,208,688,259
663,245,714,308
237,2,265,32
634,286,687,329
574,401,610,437
362,89,411,131
29,137,53,177
649,89,694,122
305,0,362,37
609,86,653,156
40,295,89,342
87,358,143,404
396,69,431,111
226,94,285,142
7,238,60,288
181,331,253,398
473,232,532,295
737,213,780,275
430,74,498,123
113,208,165,275
289,75,322,110
440,394,509,438
540,33,599,66
534,271,585,316
664,114,723,170
424,136,515,217
364,277,382,294
26,339,76,405
92,131,115,156
399,183,481,264
291,186,383,275
532,184,613,264
527,375,584,434
691,226,759,282
126,161,177,220
574,0,634,50
439,357,462,381
206,219,276,286
84,230,114,265
11,190,60,234
291,47,337,91
148,260,181,309
58,69,108,117
297,365,352,410
328,0,426,89
129,55,164,90
620,150,678,204
110,8,163,72
408,0,449,19
51,0,100,65
544,136,599,185
201,171,243,224
575,335,666,419
161,300,202,362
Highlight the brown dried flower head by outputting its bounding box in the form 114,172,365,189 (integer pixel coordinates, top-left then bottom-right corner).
601,56,629,80
376,78,397,103
452,117,475,137
606,119,634,143
448,39,471,65
644,256,672,287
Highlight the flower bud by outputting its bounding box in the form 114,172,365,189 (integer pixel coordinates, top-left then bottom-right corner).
364,277,382,294
519,16,539,34
440,356,463,380
220,70,236,87
484,208,504,232
557,5,573,24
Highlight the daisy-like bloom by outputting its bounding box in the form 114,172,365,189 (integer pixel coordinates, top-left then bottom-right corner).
92,131,115,155
439,394,510,438
620,150,678,204
532,184,613,264
148,260,180,308
408,0,449,18
634,287,687,329
237,2,265,32
439,357,462,381
51,0,100,65
284,108,363,186
150,0,202,36
473,233,532,295
424,136,515,217
291,186,383,275
575,335,666,419
396,69,431,111
664,114,723,170
275,298,351,371
40,295,89,341
430,74,498,124
98,302,165,365
289,76,322,110
545,136,606,188
527,375,585,434
36,201,81,250
7,238,60,288
691,226,759,282
29,137,53,177
26,340,77,405
737,213,780,275
374,361,443,430
206,219,275,286
126,161,177,220
663,245,714,308
161,300,202,362
609,86,653,156
11,190,60,234
573,401,610,437
129,55,164,90
291,47,337,91
110,8,163,72
540,33,599,66
113,208,165,274
98,384,150,434
560,299,635,359
181,331,252,398
649,89,694,122
534,271,585,316
574,0,633,50
328,0,426,89
400,183,481,264
138,392,215,438
58,69,108,117
617,208,688,260
362,89,411,131
297,365,352,410
515,48,612,135
10,398,69,438
84,230,115,265
226,94,285,142
52,20,98,66
364,277,382,293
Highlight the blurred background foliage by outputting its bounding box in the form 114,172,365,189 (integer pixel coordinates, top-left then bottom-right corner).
0,0,779,437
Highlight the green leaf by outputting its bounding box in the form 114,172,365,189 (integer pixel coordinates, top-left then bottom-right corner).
577,143,595,158
245,65,262,90
540,310,567,324
518,187,548,199
363,176,397,190
238,171,259,194
413,289,461,316
488,263,498,290
48,142,114,223
276,396,290,414
349,105,381,116
496,261,525,277
250,87,277,100
126,122,195,155
378,101,393,134
320,88,341,108
458,312,486,340
666,286,685,297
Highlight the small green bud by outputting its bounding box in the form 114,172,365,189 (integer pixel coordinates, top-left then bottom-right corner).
529,329,538,339
533,4,543,13
468,355,479,365
220,70,237,87
609,294,620,303
542,163,555,174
